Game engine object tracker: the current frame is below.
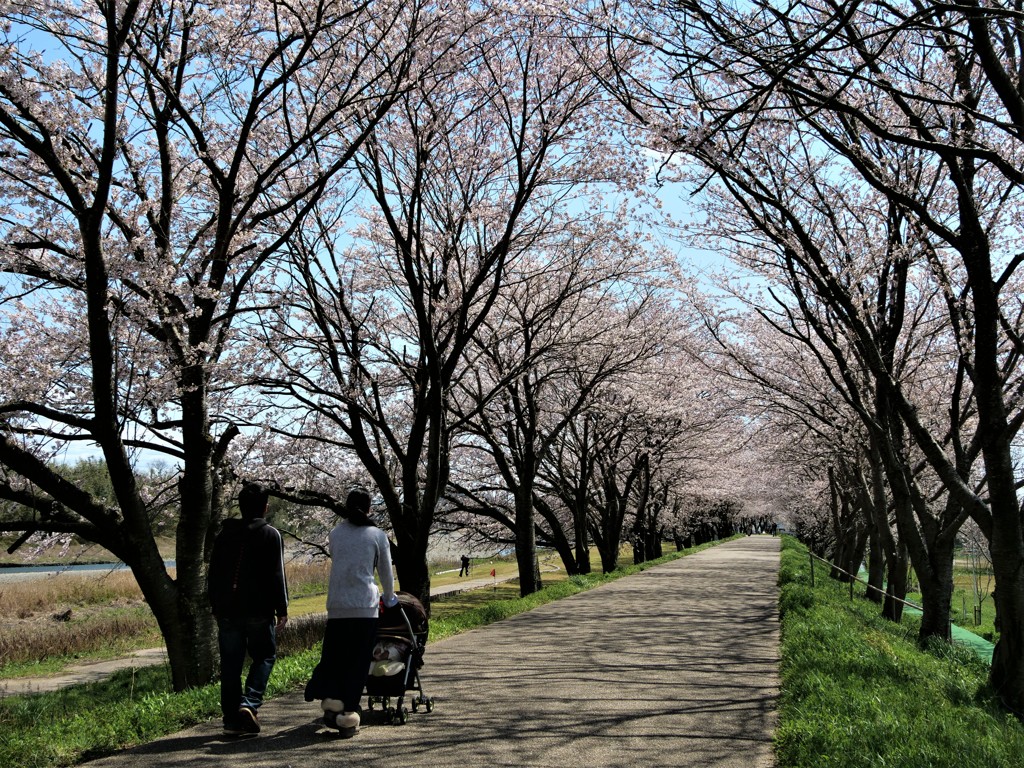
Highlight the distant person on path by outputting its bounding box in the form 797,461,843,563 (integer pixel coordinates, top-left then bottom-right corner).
459,554,470,577
208,482,288,736
307,489,397,738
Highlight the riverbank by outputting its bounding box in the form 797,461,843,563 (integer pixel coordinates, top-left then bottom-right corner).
0,547,558,680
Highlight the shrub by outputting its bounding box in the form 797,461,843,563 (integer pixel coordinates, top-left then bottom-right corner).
276,613,327,658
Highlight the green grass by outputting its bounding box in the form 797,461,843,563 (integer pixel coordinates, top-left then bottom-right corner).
777,537,1024,768
0,538,735,767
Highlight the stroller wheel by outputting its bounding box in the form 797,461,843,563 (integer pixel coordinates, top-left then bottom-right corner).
425,697,435,713
396,706,408,725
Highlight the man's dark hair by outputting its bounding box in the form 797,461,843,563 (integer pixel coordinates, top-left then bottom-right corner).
238,483,270,520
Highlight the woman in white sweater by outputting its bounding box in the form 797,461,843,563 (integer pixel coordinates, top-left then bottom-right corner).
316,489,398,737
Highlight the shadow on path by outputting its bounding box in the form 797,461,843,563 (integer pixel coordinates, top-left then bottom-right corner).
82,536,781,768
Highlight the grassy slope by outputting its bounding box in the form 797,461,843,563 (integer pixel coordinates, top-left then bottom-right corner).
776,536,1024,768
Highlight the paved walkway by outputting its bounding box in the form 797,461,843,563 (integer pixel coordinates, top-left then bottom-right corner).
0,648,171,697
82,536,781,768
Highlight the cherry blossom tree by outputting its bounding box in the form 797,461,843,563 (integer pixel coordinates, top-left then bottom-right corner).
0,0,428,690
446,219,679,593
251,4,639,608
533,336,735,572
590,0,1024,711
694,214,971,629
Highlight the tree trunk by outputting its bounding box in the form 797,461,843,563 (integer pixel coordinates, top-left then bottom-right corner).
867,528,886,604
827,466,851,581
591,500,621,573
594,536,618,572
648,522,663,559
573,418,593,575
515,474,541,596
672,528,684,552
574,509,592,574
632,533,644,565
989,507,1024,712
165,596,218,692
883,542,909,623
534,495,578,576
917,539,954,643
392,513,431,612
164,382,218,689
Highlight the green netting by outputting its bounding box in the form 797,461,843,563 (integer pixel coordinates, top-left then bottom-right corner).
854,565,995,664
900,604,995,664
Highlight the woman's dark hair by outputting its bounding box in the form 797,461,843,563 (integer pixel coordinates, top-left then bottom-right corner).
342,489,374,527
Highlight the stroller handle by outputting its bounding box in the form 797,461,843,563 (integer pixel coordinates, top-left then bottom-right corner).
379,600,420,646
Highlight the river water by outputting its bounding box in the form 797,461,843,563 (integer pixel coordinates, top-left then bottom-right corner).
0,561,175,582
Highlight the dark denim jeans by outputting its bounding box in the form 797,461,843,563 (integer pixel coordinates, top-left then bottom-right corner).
217,616,277,722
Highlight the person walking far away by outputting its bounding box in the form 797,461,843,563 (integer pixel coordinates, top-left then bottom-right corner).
208,482,288,736
305,488,398,738
459,554,470,577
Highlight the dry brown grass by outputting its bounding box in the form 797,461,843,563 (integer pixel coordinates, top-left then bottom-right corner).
0,572,157,671
0,570,145,619
0,608,162,668
0,559,328,618
283,558,330,597
0,560,329,675
277,612,328,657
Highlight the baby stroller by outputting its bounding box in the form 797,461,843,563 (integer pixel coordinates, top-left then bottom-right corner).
365,590,433,724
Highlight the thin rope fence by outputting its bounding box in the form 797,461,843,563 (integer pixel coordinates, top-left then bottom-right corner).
808,551,923,613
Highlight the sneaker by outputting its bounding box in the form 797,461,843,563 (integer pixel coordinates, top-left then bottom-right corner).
223,717,246,735
237,706,261,734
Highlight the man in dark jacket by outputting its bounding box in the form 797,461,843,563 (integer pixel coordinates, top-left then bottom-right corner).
208,482,288,735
